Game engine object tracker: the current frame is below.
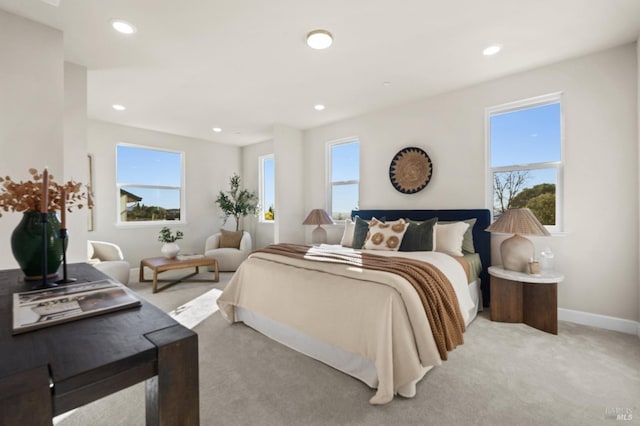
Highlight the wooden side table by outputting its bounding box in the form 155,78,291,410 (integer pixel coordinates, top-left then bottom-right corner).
488,266,564,335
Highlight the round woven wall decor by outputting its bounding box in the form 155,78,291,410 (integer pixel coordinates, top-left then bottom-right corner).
389,147,433,194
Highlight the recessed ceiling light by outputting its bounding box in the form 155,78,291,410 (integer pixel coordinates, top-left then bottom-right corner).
212,127,222,133
111,19,137,35
483,44,502,56
112,104,126,111
314,104,325,111
306,30,333,50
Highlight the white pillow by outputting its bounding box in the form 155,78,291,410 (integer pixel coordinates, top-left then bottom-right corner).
340,218,356,247
363,218,409,251
435,221,470,256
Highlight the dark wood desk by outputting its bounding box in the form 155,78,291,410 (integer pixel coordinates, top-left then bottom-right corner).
0,263,199,425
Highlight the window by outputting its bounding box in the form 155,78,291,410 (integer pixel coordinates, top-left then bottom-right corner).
259,154,275,222
116,144,184,224
327,139,360,220
487,93,563,231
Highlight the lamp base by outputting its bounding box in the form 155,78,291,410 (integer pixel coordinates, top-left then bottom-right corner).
501,234,534,273
311,225,327,244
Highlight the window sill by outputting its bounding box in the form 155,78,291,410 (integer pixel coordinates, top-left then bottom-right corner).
327,221,347,227
115,220,187,229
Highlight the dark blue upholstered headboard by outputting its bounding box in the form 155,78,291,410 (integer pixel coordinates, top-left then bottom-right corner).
352,209,491,307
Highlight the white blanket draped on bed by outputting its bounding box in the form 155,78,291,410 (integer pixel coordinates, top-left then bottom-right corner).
217,246,474,404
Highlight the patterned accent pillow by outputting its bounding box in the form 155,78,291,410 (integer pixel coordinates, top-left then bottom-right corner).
351,216,386,249
363,218,409,251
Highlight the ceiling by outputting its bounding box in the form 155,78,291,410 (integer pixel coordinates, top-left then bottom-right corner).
1,0,639,146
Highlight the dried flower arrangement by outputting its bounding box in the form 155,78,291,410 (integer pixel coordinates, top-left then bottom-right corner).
0,168,93,218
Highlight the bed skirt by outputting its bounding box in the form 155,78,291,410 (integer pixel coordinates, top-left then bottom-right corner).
234,278,481,400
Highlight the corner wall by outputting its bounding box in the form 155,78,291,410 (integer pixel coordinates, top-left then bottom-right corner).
0,10,64,269
64,62,89,263
637,37,640,334
273,124,304,244
241,140,275,249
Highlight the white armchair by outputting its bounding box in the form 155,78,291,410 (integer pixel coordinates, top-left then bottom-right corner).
204,231,252,272
87,240,131,285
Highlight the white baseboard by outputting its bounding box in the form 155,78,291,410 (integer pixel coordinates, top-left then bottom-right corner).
558,308,640,337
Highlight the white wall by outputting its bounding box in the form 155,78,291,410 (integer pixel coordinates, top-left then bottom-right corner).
64,62,89,263
241,140,275,249
303,44,638,322
637,37,640,329
87,120,241,267
273,124,305,244
0,10,64,269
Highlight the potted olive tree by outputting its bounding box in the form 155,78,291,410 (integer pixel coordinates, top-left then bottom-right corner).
215,174,258,231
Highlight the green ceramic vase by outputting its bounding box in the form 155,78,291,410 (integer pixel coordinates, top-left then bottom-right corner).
10,212,63,280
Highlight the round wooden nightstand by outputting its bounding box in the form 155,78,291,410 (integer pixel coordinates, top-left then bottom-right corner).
488,266,565,334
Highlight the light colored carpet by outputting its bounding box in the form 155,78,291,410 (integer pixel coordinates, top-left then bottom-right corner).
125,267,233,313
56,273,640,426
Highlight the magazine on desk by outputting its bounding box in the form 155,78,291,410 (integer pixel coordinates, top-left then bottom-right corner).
12,279,141,334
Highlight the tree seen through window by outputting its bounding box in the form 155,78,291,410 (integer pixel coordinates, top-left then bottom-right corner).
489,95,562,229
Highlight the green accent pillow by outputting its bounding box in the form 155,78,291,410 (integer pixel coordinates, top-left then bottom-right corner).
399,217,438,251
351,216,369,249
439,218,477,254
351,216,385,249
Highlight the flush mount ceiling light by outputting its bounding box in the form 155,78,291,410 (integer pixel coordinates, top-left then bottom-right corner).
483,44,502,56
212,127,222,133
112,104,126,111
111,19,137,35
306,30,333,50
314,104,325,111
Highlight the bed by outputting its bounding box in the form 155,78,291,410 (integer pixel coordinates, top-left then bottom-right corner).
217,209,491,404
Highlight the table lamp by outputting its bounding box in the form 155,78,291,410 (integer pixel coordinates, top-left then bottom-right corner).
303,209,334,244
486,208,550,273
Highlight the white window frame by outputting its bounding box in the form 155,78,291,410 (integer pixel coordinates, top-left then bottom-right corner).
325,137,360,221
258,154,275,223
485,92,564,233
115,143,186,227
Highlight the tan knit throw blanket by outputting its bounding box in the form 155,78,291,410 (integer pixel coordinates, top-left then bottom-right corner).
254,244,465,360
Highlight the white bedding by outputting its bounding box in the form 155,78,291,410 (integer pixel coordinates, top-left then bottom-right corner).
217,245,477,404
312,245,476,323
